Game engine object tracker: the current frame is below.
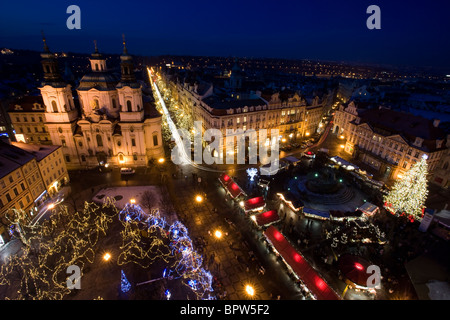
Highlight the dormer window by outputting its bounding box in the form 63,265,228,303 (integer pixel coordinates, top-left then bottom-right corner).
413,137,423,147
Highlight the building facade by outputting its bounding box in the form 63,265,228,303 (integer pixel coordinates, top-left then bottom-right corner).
12,142,69,196
8,96,52,144
158,64,326,155
333,104,447,180
0,141,50,244
29,37,165,170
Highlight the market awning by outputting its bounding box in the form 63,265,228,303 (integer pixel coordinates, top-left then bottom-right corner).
281,156,301,165
244,196,266,213
263,226,340,300
263,225,289,254
338,254,372,288
219,173,246,199
254,210,280,227
330,156,359,171
357,202,379,216
218,173,232,187
303,207,330,220
329,210,363,220
227,181,245,199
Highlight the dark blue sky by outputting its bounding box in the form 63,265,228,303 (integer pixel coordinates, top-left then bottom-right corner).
1,0,450,71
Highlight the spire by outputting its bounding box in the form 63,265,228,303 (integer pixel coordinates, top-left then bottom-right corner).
122,34,128,55
93,40,98,53
39,33,64,86
41,30,50,53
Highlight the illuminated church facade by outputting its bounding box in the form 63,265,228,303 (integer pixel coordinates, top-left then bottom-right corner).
38,38,164,170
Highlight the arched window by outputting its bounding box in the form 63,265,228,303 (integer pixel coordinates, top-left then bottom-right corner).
127,100,132,112
93,99,99,110
81,155,86,162
153,133,158,146
96,134,103,147
45,65,50,73
95,63,99,71
112,99,117,109
51,100,58,113
118,153,124,162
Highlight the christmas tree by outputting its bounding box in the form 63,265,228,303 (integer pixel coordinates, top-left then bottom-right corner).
120,270,131,293
384,154,429,221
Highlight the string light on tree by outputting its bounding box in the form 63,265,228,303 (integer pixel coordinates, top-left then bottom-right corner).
120,270,131,293
384,154,429,221
246,168,258,181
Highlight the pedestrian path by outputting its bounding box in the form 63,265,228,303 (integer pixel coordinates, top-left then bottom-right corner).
169,177,271,300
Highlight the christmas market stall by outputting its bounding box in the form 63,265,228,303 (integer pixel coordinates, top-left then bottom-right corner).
263,226,341,300
338,254,377,296
243,196,266,214
218,173,246,200
251,210,281,228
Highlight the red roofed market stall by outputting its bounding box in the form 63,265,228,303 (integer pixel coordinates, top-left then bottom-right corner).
264,226,341,300
218,173,246,199
253,210,280,227
244,196,266,213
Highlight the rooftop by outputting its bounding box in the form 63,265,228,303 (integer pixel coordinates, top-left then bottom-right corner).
11,142,60,162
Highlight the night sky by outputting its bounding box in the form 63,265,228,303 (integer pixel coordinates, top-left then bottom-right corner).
1,0,450,71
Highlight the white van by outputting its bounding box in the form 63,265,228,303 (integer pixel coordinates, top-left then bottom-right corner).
120,168,135,175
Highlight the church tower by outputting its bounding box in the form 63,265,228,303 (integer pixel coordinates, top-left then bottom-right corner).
117,35,144,122
39,34,79,168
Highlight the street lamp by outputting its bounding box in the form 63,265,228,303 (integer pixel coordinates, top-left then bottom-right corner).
130,198,136,204
245,284,255,298
158,158,165,164
48,203,55,210
195,195,203,203
103,252,111,262
214,230,223,239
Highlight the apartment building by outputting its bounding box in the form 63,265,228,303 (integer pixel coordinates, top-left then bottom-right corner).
8,95,52,144
12,142,69,196
0,139,70,243
159,67,326,154
0,141,47,244
334,105,447,180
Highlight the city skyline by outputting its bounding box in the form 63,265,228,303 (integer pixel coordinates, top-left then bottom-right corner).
1,0,450,72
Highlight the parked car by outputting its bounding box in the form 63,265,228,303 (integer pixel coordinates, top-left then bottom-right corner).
120,168,135,175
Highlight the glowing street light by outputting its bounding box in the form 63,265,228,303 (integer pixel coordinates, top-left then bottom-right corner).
281,138,287,143
130,198,136,204
103,253,111,262
47,203,55,210
158,158,165,164
340,144,345,149
195,195,203,203
245,284,255,297
214,230,223,239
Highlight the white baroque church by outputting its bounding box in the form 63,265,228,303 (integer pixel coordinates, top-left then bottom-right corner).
38,37,165,170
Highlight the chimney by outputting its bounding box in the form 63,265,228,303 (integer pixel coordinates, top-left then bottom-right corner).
433,119,440,128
